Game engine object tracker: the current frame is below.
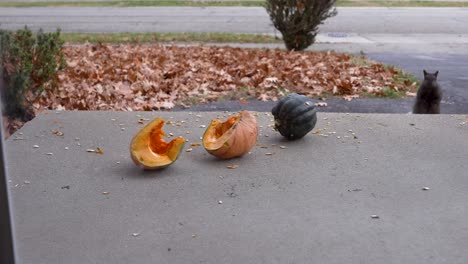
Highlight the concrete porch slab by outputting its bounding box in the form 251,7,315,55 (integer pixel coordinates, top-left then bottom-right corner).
5,111,468,264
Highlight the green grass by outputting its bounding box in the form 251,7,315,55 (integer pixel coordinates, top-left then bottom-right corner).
61,32,282,44
0,0,467,7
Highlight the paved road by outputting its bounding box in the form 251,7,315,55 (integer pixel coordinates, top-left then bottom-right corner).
1,7,467,53
1,7,468,34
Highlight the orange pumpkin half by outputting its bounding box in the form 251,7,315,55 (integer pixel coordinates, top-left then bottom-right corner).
202,111,258,159
130,118,185,170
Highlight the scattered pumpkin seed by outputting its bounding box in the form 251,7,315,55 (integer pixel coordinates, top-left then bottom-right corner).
265,152,274,155
33,145,39,148
226,165,239,169
169,132,174,137
65,147,69,150
102,192,109,195
86,149,96,153
371,215,379,219
24,180,30,184
132,233,140,237
422,187,430,190
121,127,126,131
218,200,223,204
46,153,54,155
279,146,286,149
116,161,121,164
199,125,206,128
186,148,193,152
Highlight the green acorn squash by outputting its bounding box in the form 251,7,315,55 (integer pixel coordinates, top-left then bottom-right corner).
271,93,318,140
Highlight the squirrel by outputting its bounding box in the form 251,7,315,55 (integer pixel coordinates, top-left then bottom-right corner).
413,70,442,114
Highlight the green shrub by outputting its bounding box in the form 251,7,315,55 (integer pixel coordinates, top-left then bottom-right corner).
265,0,337,51
1,27,65,120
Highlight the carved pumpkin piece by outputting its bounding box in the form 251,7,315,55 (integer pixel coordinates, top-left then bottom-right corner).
130,118,185,170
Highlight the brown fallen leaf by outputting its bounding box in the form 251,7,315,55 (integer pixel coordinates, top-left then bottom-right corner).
52,129,64,136
96,147,104,155
190,143,202,147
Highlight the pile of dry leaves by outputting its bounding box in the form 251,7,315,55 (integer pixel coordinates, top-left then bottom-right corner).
31,43,416,113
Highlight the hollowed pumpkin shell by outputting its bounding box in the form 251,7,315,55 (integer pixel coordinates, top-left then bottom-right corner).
130,118,185,170
202,111,258,159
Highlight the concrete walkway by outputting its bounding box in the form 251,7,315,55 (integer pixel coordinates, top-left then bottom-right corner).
5,111,468,263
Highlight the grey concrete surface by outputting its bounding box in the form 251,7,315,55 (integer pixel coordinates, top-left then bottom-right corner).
5,111,468,264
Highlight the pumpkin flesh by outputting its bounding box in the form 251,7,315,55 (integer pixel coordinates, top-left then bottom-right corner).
130,118,185,169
